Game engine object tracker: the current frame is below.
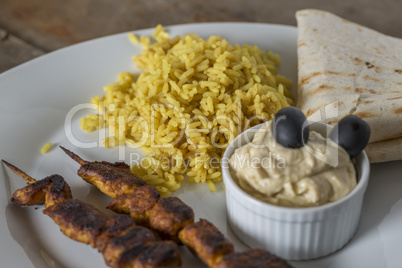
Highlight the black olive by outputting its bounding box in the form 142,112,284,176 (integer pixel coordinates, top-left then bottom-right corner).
272,107,309,148
329,115,371,158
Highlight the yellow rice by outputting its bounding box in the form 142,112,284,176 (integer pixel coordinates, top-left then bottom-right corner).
41,142,52,154
81,25,293,197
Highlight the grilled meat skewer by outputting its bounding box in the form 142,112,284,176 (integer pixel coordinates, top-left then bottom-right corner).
3,160,181,268
59,148,293,268
58,148,238,267
60,146,194,242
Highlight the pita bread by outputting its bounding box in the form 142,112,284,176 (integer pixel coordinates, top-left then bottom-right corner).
296,9,402,144
365,136,402,163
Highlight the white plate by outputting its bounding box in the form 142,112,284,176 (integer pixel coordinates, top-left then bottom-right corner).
0,22,400,268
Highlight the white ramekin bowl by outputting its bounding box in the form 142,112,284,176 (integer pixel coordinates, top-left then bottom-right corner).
222,122,370,260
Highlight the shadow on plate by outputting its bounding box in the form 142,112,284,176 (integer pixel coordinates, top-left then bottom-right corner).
355,161,402,238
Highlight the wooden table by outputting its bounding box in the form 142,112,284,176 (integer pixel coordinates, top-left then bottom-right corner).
1,0,401,73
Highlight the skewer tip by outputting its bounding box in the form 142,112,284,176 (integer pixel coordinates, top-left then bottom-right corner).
2,159,36,184
59,146,88,165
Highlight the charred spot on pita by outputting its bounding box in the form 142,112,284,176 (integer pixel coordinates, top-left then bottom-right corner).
353,111,377,118
393,107,402,114
365,62,374,69
351,57,362,65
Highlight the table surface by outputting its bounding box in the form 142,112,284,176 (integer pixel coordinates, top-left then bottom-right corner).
0,0,401,73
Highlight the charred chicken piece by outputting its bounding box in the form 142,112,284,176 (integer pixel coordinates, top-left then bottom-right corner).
44,199,109,247
212,249,293,268
108,185,160,225
12,174,72,208
78,160,146,198
96,214,136,252
3,160,72,208
60,146,146,198
103,226,157,267
115,241,182,268
149,197,194,242
178,219,234,267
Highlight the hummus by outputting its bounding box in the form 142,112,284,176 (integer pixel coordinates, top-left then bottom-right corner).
229,122,356,208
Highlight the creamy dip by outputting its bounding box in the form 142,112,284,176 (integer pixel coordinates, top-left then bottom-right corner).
229,121,356,208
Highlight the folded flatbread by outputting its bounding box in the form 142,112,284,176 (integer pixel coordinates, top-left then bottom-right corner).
296,9,402,163
365,136,402,163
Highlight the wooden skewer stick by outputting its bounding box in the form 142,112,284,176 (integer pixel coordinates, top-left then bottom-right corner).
1,160,37,184
59,146,88,165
